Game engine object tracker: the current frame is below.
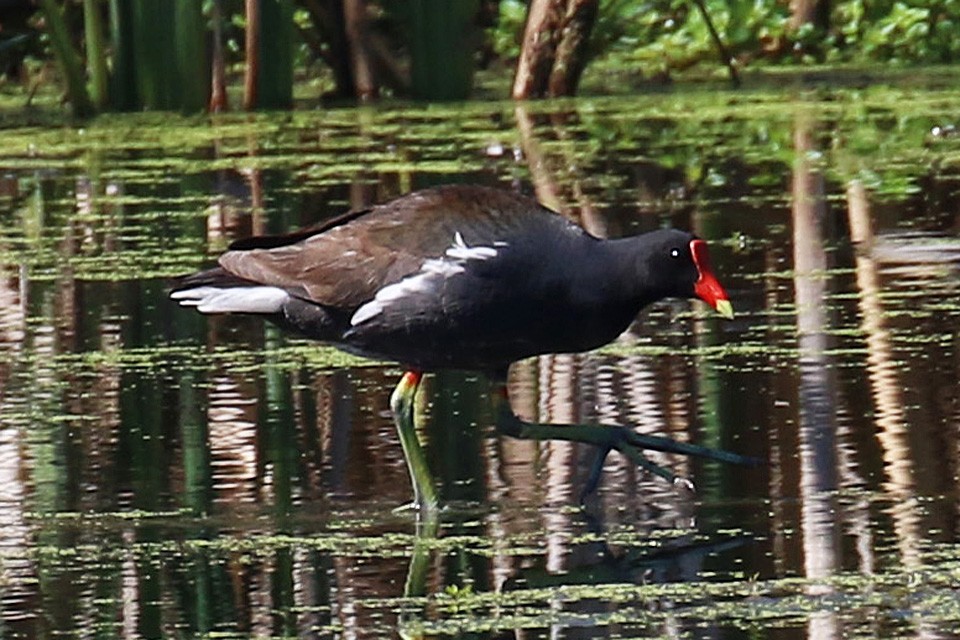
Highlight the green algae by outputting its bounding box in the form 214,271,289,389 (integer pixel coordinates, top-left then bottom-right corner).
2,78,960,640
395,555,960,636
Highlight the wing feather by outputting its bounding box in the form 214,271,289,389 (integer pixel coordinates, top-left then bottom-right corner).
215,185,580,310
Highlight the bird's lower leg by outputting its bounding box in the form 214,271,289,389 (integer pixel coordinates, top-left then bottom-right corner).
492,385,758,497
494,401,692,496
390,371,440,513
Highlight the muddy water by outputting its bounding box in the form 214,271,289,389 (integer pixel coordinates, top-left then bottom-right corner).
1,87,959,638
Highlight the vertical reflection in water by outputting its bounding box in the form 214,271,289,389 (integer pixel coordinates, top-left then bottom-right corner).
205,323,260,508
315,369,352,499
692,207,737,504
0,268,39,636
207,179,254,247
32,311,69,630
199,317,269,632
664,349,700,529
484,362,541,591
121,527,139,637
623,349,684,513
765,241,795,578
0,398,39,637
846,181,921,571
693,309,724,501
87,310,122,511
247,133,267,237
514,104,563,212
293,547,324,638
539,354,576,574
89,184,125,517
120,280,166,639
2,215,88,637
623,353,665,441
0,273,25,359
338,369,410,504
207,370,260,506
503,360,541,498
177,304,210,517
249,554,274,638
791,115,840,640
263,325,295,514
429,371,486,505
593,358,637,511
262,325,297,636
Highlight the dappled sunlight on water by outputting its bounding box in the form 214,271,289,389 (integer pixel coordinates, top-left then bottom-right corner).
1,87,960,638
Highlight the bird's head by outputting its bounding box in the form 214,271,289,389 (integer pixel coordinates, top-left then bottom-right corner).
638,229,734,319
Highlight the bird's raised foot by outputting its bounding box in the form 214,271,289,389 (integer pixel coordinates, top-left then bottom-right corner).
494,400,755,498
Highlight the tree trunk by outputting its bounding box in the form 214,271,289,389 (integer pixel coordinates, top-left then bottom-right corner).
547,0,597,96
511,0,563,99
243,0,260,110
298,0,355,98
789,0,830,31
209,0,228,111
512,0,597,99
344,0,378,100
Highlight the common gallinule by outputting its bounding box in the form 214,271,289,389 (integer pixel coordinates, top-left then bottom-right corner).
172,184,752,511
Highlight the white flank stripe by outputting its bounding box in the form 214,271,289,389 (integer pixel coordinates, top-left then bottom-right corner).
349,301,383,326
350,257,463,326
445,245,497,260
172,286,289,314
349,234,507,327
446,231,502,260
422,257,466,277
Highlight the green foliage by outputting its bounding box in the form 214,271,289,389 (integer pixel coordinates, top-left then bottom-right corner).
30,0,301,114
491,0,528,61
494,0,960,78
493,0,792,73
37,0,94,116
607,0,790,71
838,0,960,63
392,0,481,100
19,0,960,112
256,0,295,109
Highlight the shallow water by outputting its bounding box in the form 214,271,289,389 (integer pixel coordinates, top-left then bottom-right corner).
1,83,960,639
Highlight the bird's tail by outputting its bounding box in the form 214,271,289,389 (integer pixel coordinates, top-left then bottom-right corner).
169,267,289,314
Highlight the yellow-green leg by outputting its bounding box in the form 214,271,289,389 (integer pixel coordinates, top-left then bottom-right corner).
390,371,440,514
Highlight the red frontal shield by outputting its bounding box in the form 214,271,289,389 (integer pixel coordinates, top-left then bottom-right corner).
691,239,733,319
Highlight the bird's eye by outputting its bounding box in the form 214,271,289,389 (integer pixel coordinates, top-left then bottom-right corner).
670,248,681,258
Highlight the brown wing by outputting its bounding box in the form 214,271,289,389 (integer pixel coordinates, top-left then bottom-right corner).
217,185,564,310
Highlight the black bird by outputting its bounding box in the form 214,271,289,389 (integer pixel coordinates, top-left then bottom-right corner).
172,185,749,511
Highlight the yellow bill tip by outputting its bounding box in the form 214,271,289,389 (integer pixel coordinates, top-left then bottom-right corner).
715,299,734,320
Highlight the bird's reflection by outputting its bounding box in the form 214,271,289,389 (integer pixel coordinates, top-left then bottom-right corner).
504,510,753,589
396,504,754,640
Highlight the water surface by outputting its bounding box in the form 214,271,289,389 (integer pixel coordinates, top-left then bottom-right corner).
1,85,960,638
